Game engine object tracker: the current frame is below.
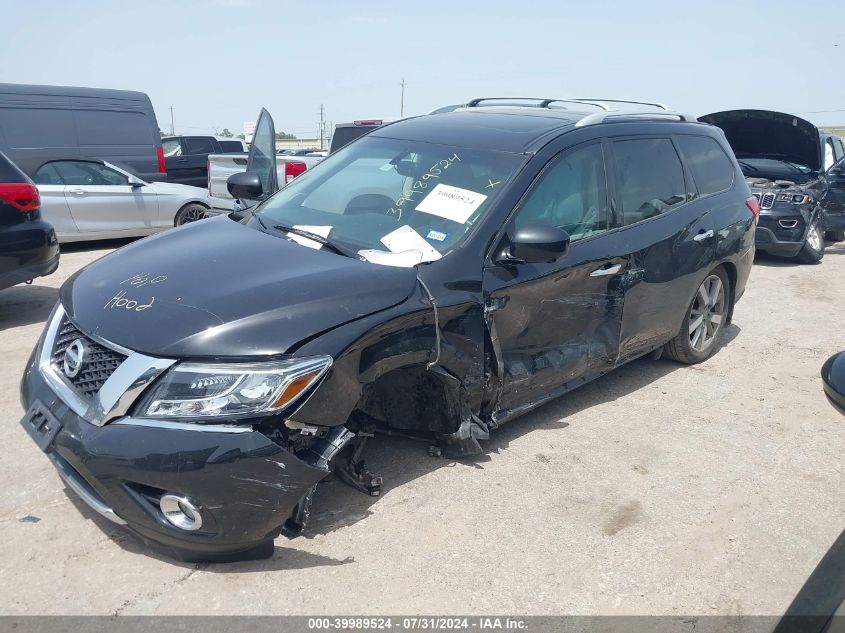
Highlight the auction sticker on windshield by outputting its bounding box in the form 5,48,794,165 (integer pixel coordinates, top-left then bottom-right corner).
416,184,487,224
381,225,442,261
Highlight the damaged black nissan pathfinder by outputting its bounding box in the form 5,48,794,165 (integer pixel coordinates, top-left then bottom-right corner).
20,99,755,562
699,110,845,263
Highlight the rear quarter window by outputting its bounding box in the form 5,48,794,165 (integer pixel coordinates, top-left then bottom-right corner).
676,135,735,196
74,110,154,146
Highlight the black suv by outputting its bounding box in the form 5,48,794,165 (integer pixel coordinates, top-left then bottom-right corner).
20,98,755,562
0,152,59,291
700,110,845,263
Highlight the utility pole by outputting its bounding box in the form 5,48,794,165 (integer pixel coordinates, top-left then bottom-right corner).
169,106,175,135
318,104,325,150
400,79,406,117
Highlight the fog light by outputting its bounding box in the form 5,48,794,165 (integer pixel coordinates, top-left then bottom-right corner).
159,494,203,531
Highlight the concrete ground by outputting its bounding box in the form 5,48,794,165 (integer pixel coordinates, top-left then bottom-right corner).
0,238,843,616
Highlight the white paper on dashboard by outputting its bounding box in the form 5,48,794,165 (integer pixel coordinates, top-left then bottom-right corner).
287,225,332,249
358,249,425,268
415,184,487,224
380,225,442,262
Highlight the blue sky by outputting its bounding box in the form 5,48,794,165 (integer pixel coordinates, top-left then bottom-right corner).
2,0,843,138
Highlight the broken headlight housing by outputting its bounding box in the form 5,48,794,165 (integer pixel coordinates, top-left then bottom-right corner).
137,356,331,419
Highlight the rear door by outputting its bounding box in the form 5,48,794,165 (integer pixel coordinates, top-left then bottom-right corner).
178,136,217,187
49,160,153,234
609,135,716,362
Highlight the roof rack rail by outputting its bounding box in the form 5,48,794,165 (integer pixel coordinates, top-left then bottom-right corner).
465,97,561,108
569,98,671,111
574,111,694,127
462,96,696,127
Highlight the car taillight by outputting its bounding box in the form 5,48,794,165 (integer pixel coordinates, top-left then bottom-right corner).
157,146,166,173
745,196,760,223
284,161,307,184
0,183,40,212
354,119,383,126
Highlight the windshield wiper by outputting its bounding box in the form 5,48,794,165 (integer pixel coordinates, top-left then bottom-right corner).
737,160,758,173
273,224,358,258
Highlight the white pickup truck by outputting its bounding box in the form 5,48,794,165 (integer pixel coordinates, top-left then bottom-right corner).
207,152,323,211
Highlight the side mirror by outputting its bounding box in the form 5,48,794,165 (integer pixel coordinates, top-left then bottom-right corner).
506,223,571,264
822,352,845,416
127,175,145,188
227,171,264,201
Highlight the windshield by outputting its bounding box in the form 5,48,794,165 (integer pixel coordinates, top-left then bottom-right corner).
255,136,524,266
736,156,813,176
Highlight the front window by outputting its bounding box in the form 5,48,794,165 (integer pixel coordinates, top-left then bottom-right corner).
254,136,524,264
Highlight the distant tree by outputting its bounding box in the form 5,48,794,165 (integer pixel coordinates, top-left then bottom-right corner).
276,131,297,140
220,128,234,138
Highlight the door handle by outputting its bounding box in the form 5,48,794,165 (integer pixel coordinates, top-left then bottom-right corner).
590,263,622,277
68,188,87,195
693,229,714,242
176,157,188,162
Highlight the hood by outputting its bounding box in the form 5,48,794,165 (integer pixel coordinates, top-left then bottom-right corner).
145,181,209,197
60,217,418,358
699,110,822,172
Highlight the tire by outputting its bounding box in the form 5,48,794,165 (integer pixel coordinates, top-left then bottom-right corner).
174,203,208,227
794,219,824,264
825,229,845,242
664,267,730,365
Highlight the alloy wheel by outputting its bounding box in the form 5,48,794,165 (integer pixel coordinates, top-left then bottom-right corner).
689,274,726,353
179,206,206,225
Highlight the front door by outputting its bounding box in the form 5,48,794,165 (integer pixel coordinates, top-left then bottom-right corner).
48,160,152,234
482,141,629,419
825,157,845,233
246,108,279,200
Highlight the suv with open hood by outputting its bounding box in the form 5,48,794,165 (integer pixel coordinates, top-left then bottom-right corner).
20,99,755,562
699,110,845,263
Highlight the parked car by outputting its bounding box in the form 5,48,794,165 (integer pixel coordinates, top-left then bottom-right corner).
161,136,247,188
20,98,755,562
0,83,166,183
279,148,321,156
329,119,391,154
699,110,845,262
0,152,59,291
32,159,211,242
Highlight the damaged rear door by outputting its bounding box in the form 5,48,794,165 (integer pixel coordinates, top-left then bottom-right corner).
482,140,629,419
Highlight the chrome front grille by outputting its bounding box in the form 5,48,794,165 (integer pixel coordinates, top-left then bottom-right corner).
50,316,127,399
760,193,776,210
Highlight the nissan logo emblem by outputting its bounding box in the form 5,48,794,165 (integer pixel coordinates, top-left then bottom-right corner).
62,339,88,379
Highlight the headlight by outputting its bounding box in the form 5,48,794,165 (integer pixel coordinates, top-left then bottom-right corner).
778,193,810,204
137,356,331,419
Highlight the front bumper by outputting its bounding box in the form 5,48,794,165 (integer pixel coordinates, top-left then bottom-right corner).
20,351,328,562
754,210,810,257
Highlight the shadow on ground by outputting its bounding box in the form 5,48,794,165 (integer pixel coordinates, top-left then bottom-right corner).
66,324,741,570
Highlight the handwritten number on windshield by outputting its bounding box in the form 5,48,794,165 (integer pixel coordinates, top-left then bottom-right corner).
387,153,461,220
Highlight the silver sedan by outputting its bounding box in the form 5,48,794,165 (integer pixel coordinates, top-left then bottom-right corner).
32,159,212,243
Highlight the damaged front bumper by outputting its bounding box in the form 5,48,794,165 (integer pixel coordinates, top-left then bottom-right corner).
20,358,329,562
